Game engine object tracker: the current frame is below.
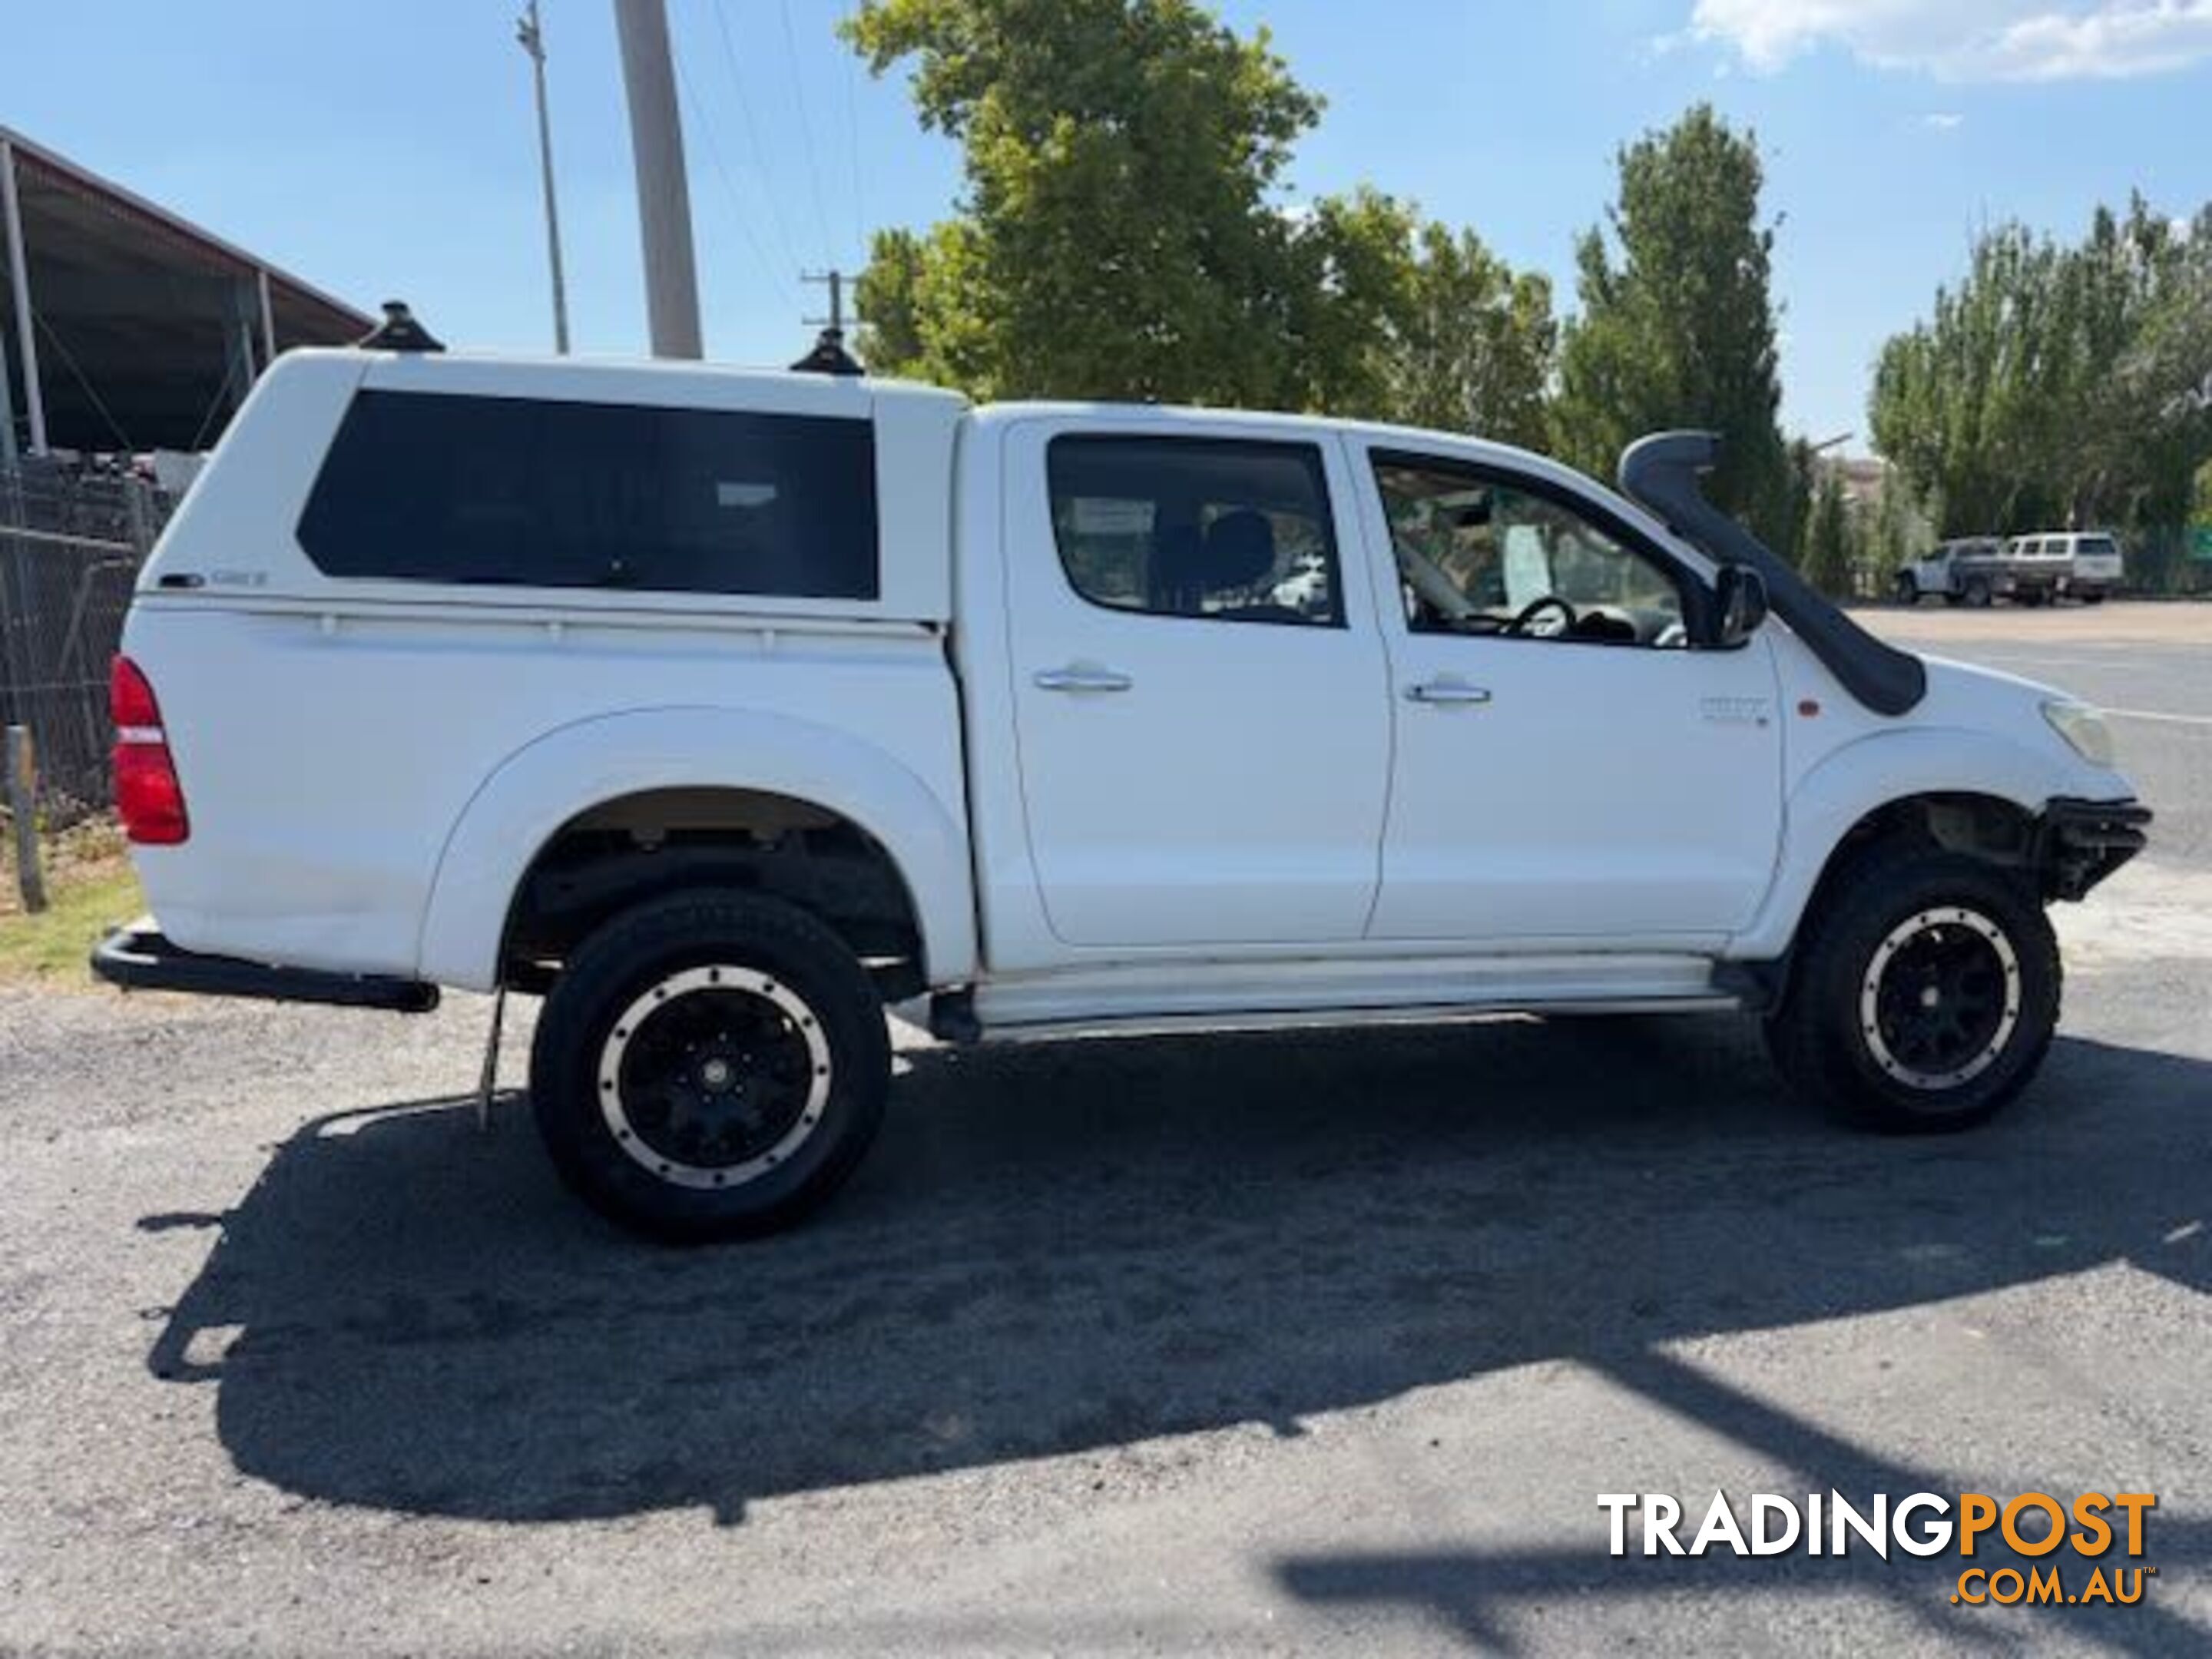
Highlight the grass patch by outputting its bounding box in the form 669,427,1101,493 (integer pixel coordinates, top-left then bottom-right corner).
0,820,143,988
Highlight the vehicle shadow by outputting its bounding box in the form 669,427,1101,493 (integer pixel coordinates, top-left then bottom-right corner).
145,1017,2209,1536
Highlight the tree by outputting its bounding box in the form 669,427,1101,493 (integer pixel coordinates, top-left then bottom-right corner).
1869,197,2211,558
1555,105,1790,541
844,0,1319,406
1800,470,1854,598
1381,222,1556,449
845,0,1557,435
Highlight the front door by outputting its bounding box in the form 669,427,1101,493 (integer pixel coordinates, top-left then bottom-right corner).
1354,445,1784,944
1004,421,1392,948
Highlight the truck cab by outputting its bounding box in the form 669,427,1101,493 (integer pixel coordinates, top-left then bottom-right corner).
94,348,2149,1239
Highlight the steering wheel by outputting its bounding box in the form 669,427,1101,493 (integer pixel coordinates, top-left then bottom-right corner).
1505,595,1577,638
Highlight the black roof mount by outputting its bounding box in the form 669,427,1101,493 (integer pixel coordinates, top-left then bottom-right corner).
1618,431,1927,717
790,326,863,377
357,300,445,354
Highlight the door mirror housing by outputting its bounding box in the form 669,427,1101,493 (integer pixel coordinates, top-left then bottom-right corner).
1713,564,1769,646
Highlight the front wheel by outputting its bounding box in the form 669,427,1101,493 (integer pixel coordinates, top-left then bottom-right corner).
1892,572,1919,605
1764,850,2060,1132
530,889,891,1240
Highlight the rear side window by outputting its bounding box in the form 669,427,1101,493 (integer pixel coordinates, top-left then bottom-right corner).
297,389,879,598
1045,435,1343,626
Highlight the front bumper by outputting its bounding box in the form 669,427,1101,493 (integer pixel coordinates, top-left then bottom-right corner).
91,920,440,1013
2037,797,2152,901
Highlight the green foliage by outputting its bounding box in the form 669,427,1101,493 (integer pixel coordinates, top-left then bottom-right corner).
1800,471,1854,598
1556,105,1791,542
1378,220,1556,449
1870,197,2212,555
1866,466,1929,577
845,0,1320,405
845,0,1555,439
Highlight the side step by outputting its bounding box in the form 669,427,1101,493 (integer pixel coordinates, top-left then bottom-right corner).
928,986,1740,1047
91,921,441,1014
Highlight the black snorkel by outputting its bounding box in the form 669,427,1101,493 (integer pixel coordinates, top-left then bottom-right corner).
1620,432,1927,717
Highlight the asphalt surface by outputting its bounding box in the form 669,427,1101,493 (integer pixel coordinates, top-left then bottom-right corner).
2,601,2208,1655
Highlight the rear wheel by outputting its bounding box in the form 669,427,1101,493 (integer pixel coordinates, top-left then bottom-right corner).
2081,589,2107,605
530,890,891,1240
1764,849,2059,1133
1963,576,1993,608
1892,571,1919,605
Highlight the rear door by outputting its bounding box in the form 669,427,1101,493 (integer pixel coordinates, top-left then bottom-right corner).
1002,419,1391,947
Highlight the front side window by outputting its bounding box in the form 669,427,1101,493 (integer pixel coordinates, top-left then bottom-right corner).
299,390,879,598
1045,436,1343,626
1372,454,1688,647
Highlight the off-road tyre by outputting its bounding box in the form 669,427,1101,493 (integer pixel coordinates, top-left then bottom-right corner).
530,889,891,1241
1764,849,2060,1134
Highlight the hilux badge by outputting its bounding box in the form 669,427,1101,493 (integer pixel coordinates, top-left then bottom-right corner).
1701,695,1772,727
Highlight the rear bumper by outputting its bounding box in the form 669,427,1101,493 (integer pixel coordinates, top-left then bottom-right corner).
91,920,441,1013
2038,797,2152,901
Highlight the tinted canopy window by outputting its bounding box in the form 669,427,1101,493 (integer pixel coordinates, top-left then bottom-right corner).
298,390,879,598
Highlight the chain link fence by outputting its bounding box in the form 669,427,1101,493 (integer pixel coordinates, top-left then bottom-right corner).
0,462,176,825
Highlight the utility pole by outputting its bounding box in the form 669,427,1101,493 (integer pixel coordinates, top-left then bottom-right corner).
516,1,571,354
792,269,863,376
612,0,703,359
803,268,849,336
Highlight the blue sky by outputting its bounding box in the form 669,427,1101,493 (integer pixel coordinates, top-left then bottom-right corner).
6,2,2207,452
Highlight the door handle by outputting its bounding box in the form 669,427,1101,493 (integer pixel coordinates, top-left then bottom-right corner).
1034,664,1134,694
1406,679,1493,706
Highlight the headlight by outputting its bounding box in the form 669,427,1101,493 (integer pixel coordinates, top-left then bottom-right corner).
2043,700,2116,767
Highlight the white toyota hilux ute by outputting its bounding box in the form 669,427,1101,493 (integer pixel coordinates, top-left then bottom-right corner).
94,336,2151,1240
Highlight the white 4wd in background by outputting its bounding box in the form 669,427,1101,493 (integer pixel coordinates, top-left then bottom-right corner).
94,337,2150,1240
1894,537,2014,607
2020,530,2126,602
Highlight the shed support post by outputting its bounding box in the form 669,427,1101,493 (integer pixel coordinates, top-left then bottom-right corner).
227,279,257,416
0,139,48,456
256,267,276,369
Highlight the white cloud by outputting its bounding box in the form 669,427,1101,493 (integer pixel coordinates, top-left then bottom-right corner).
1690,0,2212,81
1922,111,1967,127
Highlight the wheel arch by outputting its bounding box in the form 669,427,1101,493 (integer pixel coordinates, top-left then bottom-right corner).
416,707,976,992
1730,727,2064,964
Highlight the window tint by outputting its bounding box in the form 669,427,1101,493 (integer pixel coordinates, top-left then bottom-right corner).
1045,436,1342,626
298,390,878,598
1373,455,1688,647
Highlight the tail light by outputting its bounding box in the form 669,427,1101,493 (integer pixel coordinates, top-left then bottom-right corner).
111,655,190,845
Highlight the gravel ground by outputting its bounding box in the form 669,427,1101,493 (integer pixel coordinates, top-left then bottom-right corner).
1,602,2207,1655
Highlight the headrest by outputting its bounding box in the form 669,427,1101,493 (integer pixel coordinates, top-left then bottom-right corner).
1198,509,1276,589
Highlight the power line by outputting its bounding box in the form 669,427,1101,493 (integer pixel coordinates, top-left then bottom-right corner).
673,40,799,314
777,0,839,265
708,0,807,283
844,28,867,257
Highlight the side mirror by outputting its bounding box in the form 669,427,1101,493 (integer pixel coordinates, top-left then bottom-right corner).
1714,563,1769,646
